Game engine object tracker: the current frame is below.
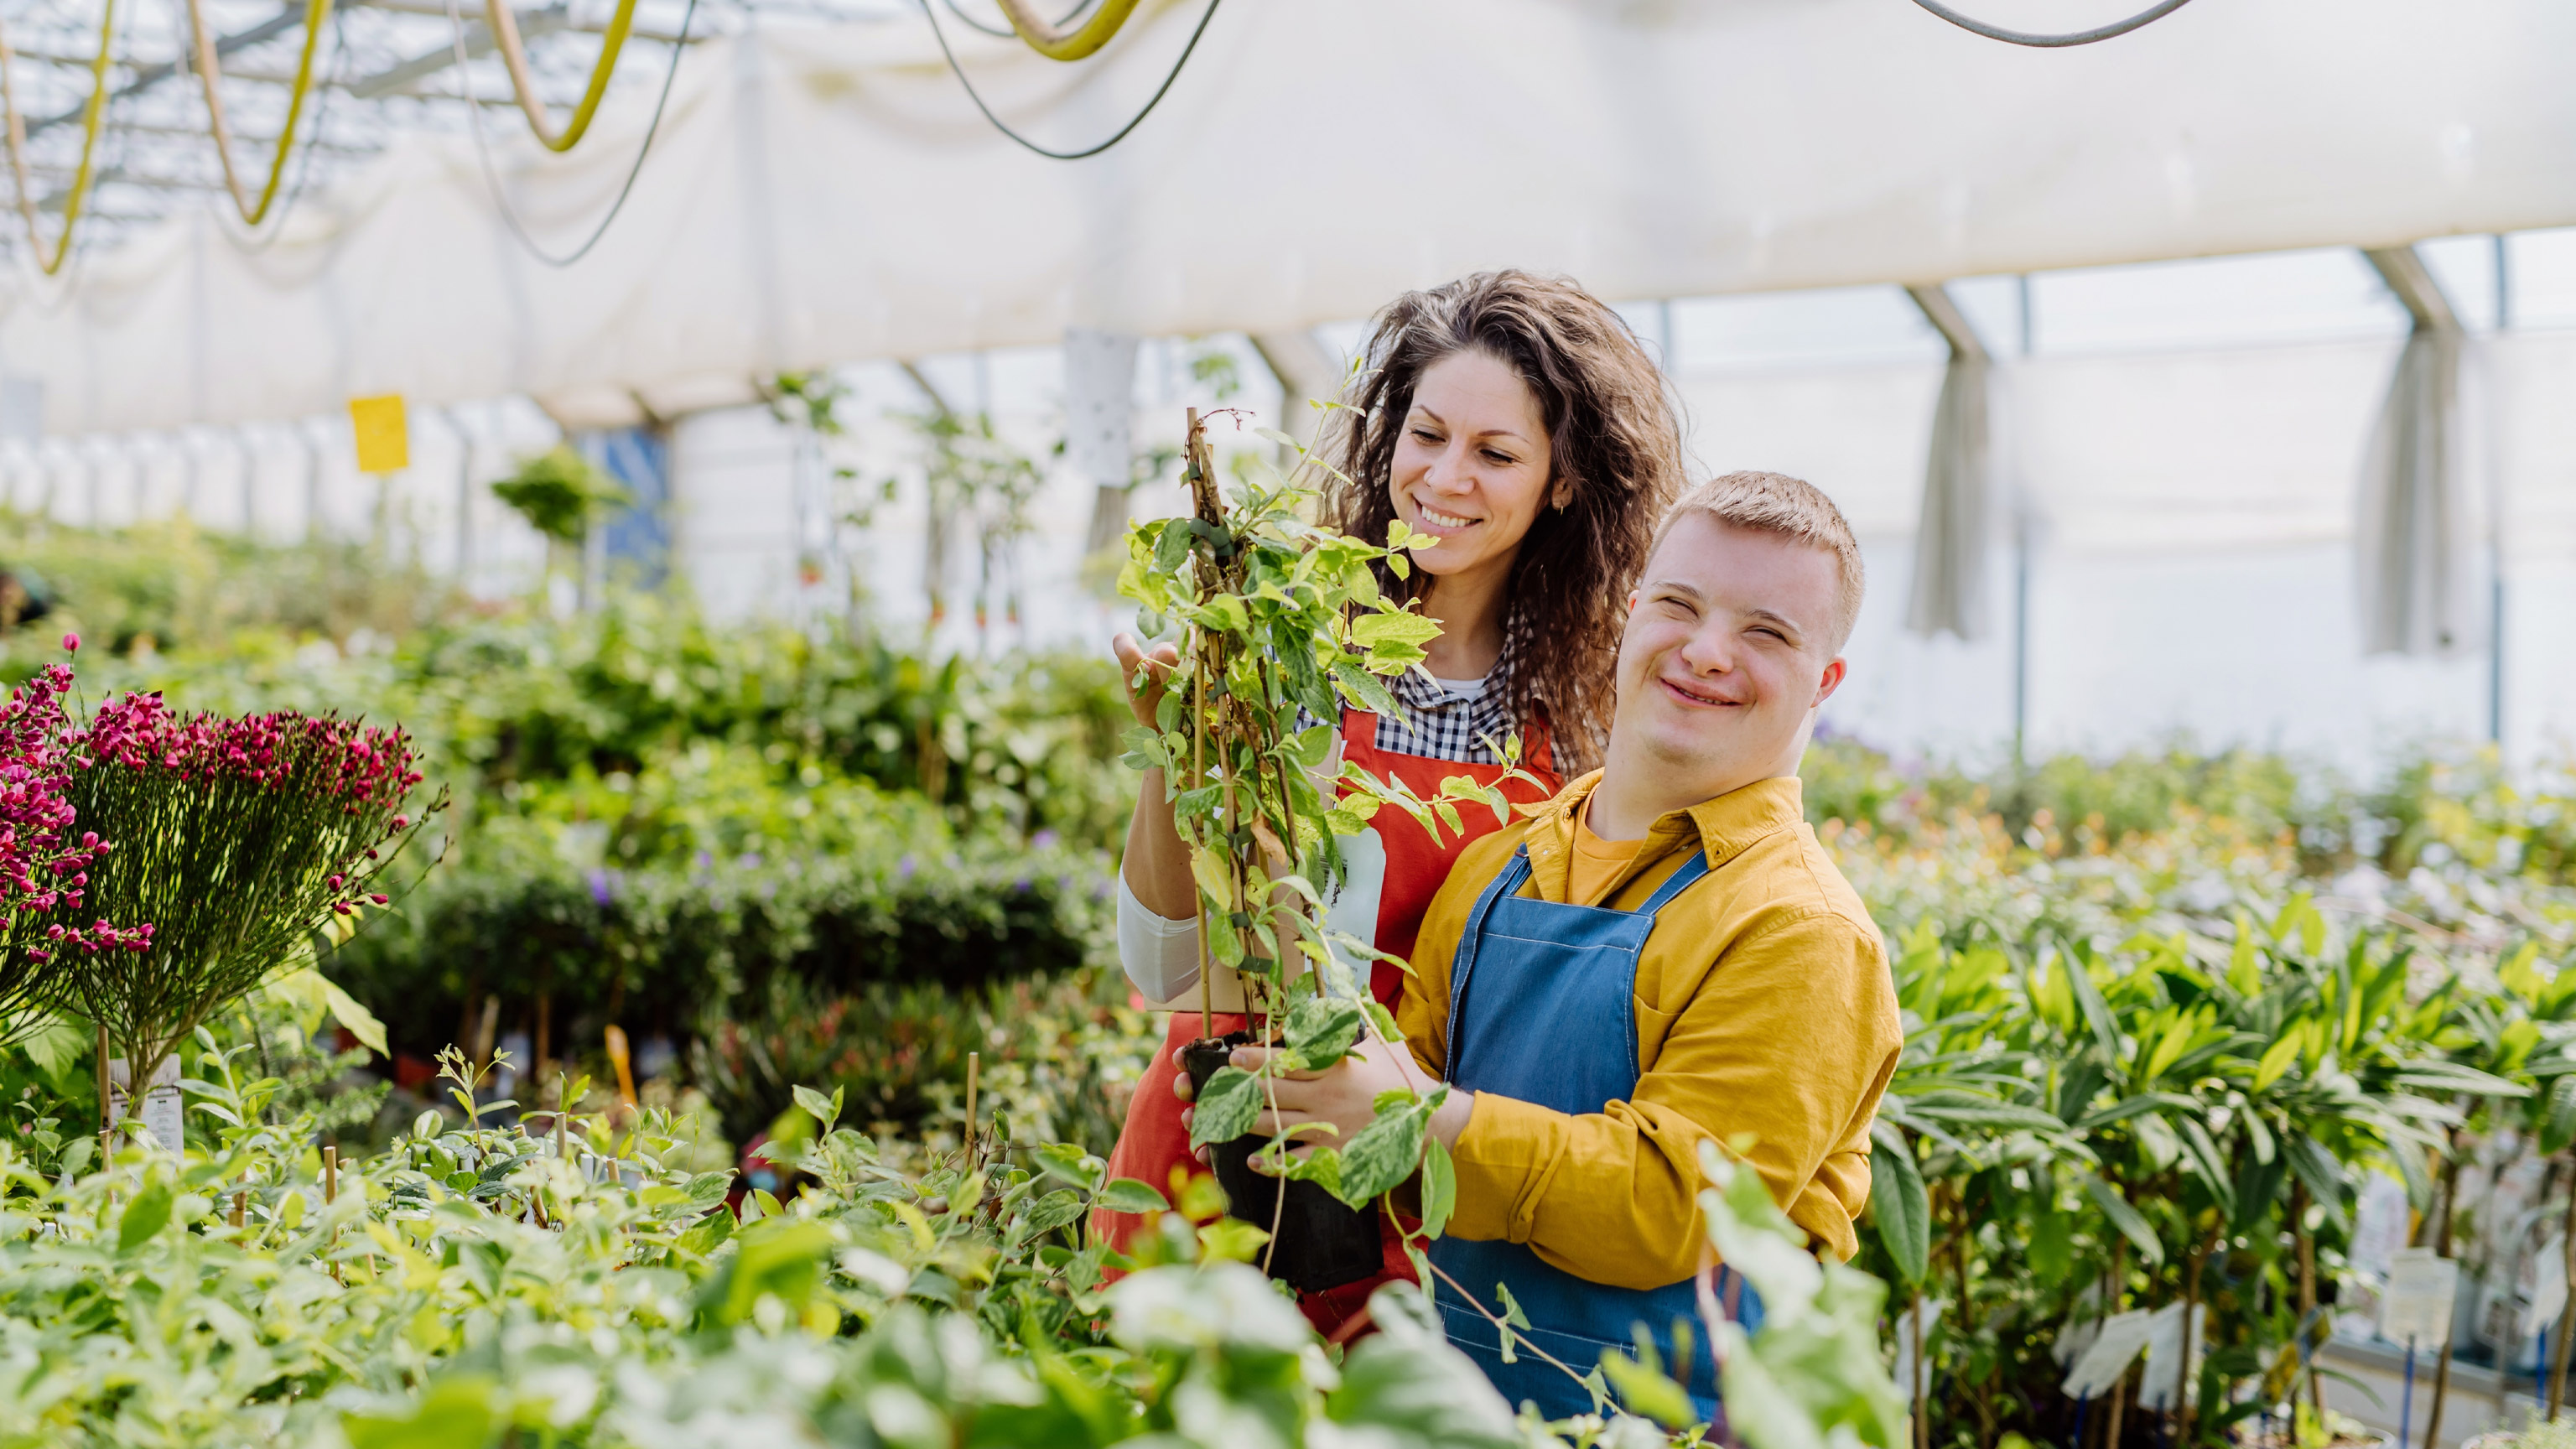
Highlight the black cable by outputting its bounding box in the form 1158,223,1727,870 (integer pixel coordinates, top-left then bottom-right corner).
447,0,697,268
938,0,1099,43
920,0,1218,162
1909,0,2194,47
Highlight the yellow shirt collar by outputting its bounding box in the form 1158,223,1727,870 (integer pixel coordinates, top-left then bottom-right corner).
1524,771,1808,903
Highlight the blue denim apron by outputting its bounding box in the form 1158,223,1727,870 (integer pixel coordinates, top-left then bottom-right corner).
1427,844,1762,1422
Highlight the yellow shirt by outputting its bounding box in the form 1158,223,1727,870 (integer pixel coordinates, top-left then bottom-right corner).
1398,771,1901,1288
1567,801,1642,906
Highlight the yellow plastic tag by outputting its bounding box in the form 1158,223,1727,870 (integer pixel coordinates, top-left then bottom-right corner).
349,394,409,473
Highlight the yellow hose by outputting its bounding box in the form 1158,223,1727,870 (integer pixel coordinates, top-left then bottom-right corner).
484,0,640,153
183,0,336,227
993,0,1140,60
0,0,120,278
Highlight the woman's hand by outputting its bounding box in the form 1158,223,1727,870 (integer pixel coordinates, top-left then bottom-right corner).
1174,1034,1472,1170
1115,632,1196,919
1111,633,1179,729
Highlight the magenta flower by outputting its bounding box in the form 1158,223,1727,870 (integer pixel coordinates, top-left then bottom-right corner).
36,693,444,1092
0,652,130,1047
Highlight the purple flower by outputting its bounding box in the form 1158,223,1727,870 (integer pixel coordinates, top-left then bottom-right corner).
1031,829,1059,850
589,868,615,906
897,854,917,880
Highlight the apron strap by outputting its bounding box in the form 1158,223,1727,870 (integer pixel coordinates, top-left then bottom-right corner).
1634,846,1716,917
1443,846,1533,1078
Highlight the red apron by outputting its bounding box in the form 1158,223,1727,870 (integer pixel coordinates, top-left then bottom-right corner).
1090,704,1560,1335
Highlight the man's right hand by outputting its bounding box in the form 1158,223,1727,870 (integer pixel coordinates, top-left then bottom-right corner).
1112,633,1180,730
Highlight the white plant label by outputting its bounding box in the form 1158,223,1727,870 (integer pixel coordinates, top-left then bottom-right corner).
108,1057,184,1153
2524,1236,2568,1342
2381,1246,2459,1346
2062,1307,2153,1400
2135,1301,2205,1411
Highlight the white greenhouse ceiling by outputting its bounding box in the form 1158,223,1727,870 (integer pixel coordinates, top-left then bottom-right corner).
4,0,2573,434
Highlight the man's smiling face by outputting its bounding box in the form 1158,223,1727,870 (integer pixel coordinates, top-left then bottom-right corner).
1612,512,1848,797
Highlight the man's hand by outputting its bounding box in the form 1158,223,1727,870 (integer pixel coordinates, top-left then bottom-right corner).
1174,1031,1473,1169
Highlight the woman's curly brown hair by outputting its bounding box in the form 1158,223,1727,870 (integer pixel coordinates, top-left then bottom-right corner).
1314,271,1685,771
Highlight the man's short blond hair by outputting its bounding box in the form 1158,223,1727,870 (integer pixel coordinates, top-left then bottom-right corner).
1651,470,1866,652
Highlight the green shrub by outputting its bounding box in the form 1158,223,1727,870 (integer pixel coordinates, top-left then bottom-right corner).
0,512,459,657
686,967,1152,1152
325,823,1113,1072
0,1038,1723,1446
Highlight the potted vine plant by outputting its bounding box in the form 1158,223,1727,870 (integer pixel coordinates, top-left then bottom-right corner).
1117,409,1530,1291
37,678,442,1140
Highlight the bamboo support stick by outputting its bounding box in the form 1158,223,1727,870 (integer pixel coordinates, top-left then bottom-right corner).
2423,1141,2464,1449
1912,1291,1929,1449
96,1017,112,1141
2551,1166,2576,1420
964,1051,979,1169
2293,1182,2322,1418
2177,1221,2217,1445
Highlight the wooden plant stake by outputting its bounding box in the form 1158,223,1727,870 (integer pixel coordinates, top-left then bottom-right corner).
964,1051,980,1170
2553,1166,2576,1420
2105,1361,2130,1449
2177,1218,2219,1445
2292,1181,2321,1416
323,1144,341,1285
2422,1141,2464,1449
1911,1293,1929,1449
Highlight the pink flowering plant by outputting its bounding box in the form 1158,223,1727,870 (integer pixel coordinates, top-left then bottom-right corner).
38,650,444,1094
0,643,122,1041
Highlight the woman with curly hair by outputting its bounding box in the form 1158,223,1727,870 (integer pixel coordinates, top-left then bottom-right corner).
1093,270,1685,1332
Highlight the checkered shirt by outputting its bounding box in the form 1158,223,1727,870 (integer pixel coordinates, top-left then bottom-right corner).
1301,668,1519,766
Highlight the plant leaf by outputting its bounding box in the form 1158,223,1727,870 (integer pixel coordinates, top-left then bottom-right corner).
1332,1093,1432,1208
1189,1067,1261,1148
1094,1178,1171,1216
2084,1176,2163,1266
1870,1129,1931,1287
1419,1136,1457,1239
119,1180,176,1253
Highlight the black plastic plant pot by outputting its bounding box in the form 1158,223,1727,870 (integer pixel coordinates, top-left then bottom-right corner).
1179,1031,1384,1296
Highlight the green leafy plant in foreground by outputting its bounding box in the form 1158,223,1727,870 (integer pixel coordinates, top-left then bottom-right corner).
0,1026,1898,1447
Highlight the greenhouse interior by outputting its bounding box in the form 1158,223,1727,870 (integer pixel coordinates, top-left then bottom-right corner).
0,0,2568,1444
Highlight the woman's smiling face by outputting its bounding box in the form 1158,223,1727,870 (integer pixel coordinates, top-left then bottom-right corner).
1389,349,1564,586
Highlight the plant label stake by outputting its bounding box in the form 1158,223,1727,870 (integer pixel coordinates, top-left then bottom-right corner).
964,1050,979,1168
605,1025,637,1114
2398,1335,2416,1444
106,1055,184,1153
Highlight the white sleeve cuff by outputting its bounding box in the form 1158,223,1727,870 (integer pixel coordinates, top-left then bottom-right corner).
1116,871,1202,1003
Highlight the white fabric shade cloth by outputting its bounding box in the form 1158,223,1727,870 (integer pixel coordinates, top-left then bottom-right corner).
4,0,2575,437
2355,247,2476,657
1903,284,1993,641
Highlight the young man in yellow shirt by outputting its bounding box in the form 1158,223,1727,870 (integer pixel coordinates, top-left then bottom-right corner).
1226,470,1903,1420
